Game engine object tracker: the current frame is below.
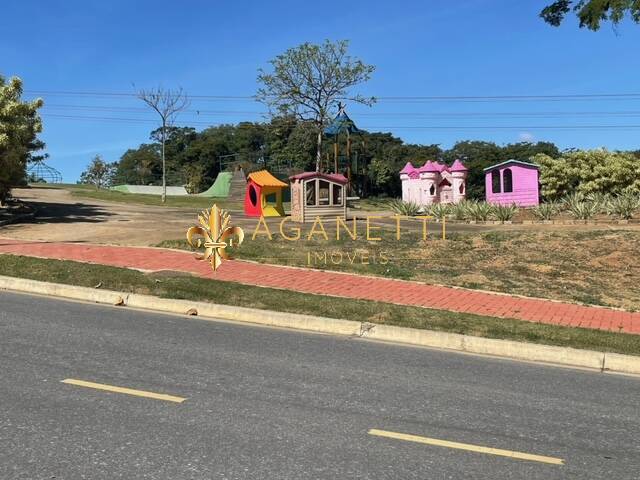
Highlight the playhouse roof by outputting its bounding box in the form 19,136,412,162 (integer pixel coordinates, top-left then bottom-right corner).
248,170,288,187
289,171,348,185
450,159,468,172
399,162,417,174
483,159,539,172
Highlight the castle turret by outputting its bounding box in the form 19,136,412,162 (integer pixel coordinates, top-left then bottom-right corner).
449,159,468,203
399,162,418,204
418,160,441,204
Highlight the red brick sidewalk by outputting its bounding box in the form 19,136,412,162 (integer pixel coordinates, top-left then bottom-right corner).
1,238,638,334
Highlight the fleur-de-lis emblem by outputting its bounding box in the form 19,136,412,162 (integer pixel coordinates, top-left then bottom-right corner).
186,205,244,271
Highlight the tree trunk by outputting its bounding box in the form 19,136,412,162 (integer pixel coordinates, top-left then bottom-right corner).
316,129,322,172
161,121,167,203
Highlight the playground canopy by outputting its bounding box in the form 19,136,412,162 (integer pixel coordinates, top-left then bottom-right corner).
324,106,361,136
323,104,363,181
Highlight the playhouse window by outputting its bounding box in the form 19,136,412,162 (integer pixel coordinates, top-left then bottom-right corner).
305,181,316,206
429,184,435,196
318,180,330,205
503,168,513,193
491,170,501,193
249,184,258,206
459,182,465,194
265,192,277,204
332,184,343,205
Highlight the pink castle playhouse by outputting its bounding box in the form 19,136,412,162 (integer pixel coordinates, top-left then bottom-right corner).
399,159,468,206
484,160,540,207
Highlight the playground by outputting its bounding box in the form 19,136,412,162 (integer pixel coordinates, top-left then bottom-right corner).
4,105,640,315
3,184,640,312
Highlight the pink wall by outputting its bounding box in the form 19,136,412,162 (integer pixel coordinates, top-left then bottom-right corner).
485,164,539,207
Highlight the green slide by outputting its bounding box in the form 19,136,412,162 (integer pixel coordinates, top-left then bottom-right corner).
198,172,233,197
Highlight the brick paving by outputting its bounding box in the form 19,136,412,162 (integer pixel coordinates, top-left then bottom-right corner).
1,237,638,335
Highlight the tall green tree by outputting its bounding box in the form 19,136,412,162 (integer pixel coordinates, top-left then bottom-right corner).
113,144,161,186
541,1,640,30
79,155,116,189
257,40,375,172
0,75,45,205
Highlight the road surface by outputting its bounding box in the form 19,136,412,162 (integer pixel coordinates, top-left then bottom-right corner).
1,291,639,479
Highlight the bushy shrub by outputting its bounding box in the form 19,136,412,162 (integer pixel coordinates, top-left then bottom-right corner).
387,199,422,216
534,149,640,200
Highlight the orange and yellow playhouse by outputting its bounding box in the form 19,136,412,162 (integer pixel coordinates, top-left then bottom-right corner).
244,170,288,217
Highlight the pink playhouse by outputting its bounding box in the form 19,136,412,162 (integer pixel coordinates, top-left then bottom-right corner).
399,159,468,206
484,160,540,207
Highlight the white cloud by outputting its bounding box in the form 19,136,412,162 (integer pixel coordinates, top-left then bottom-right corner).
518,132,535,142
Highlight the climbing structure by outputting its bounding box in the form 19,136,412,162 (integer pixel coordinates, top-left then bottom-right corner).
27,160,63,184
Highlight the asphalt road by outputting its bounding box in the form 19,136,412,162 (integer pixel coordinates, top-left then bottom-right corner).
1,291,639,479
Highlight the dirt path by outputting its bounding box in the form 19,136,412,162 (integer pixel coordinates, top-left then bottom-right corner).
1,187,482,246
1,188,198,246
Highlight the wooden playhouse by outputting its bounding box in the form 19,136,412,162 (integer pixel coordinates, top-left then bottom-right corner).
289,172,348,222
244,170,288,217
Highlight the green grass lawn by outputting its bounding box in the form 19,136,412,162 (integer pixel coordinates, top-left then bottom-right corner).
1,254,638,356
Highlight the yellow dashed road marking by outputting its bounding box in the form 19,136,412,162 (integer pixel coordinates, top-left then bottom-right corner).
61,378,186,403
368,429,564,465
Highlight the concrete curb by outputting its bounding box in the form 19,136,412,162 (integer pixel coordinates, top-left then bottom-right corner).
0,275,638,375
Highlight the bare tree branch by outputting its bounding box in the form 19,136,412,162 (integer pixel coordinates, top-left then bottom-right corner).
136,87,190,202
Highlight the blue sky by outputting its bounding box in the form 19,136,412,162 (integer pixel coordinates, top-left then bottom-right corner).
3,0,640,181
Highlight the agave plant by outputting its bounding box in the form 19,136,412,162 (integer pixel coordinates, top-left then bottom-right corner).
562,192,585,211
607,192,640,219
531,202,561,221
451,201,471,221
387,199,422,216
585,192,612,214
465,201,495,221
493,204,518,222
426,203,451,221
567,200,599,220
